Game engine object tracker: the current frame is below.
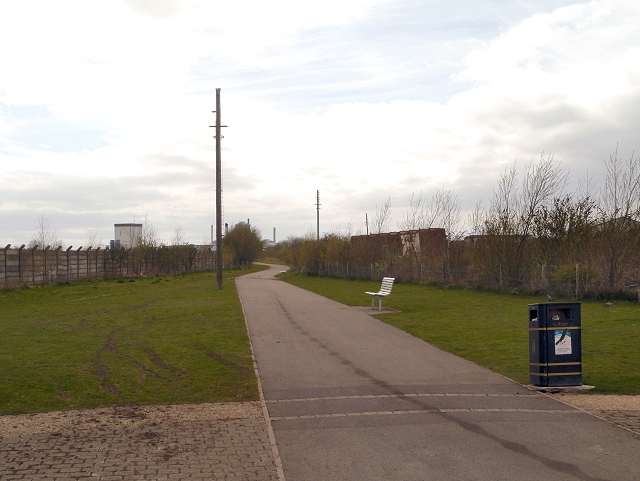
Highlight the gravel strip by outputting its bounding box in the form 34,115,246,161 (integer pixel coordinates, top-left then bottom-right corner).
0,402,263,438
552,394,640,411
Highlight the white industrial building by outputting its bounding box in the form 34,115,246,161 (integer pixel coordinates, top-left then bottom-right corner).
112,223,142,248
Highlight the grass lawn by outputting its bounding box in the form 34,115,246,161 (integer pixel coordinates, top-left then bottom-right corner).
0,266,267,416
284,274,640,394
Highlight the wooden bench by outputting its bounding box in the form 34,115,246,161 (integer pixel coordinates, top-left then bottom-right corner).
365,277,395,311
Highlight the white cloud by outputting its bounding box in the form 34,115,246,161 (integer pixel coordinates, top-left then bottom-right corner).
3,0,640,245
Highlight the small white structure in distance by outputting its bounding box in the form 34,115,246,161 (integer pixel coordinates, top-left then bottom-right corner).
113,223,142,248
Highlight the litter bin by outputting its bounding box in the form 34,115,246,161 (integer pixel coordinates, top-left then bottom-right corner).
529,302,582,387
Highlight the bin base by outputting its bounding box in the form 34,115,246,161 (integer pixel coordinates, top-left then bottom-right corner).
526,384,595,394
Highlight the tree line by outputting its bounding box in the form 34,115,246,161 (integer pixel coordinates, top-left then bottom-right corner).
266,150,640,301
17,215,265,282
106,221,265,275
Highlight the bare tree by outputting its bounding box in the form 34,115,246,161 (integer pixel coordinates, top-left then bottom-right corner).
399,193,424,231
519,154,567,238
483,155,566,287
400,187,461,238
85,230,102,249
578,169,597,202
468,200,485,236
533,195,596,268
372,198,392,234
596,147,640,288
436,187,462,240
171,226,188,246
398,187,462,281
135,214,160,247
29,214,62,248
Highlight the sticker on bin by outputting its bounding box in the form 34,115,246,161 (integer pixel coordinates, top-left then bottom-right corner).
554,329,572,355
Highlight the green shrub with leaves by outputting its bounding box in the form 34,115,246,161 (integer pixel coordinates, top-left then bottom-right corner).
224,223,264,266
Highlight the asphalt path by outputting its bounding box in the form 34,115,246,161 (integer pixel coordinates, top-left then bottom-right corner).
237,265,640,481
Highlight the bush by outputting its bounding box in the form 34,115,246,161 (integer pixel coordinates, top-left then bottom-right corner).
224,223,264,266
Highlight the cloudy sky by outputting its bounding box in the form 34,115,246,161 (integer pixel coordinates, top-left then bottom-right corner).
2,0,640,247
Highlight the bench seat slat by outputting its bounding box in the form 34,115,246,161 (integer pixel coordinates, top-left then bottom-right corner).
364,277,395,311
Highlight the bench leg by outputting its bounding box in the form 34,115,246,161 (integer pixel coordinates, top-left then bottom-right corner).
379,296,382,312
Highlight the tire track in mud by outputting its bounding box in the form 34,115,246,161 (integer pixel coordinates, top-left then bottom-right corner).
140,344,187,377
94,317,168,397
134,315,187,377
93,300,162,396
120,299,159,312
107,334,165,380
190,342,252,374
94,327,125,397
94,301,239,399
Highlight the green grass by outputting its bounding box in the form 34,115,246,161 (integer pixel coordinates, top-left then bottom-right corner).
257,257,289,265
284,275,640,394
0,267,268,416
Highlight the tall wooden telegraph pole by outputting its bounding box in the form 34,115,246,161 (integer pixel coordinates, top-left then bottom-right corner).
211,88,226,290
316,190,321,242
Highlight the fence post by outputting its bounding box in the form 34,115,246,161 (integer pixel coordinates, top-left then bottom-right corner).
77,247,82,279
66,246,72,280
2,244,9,288
18,245,25,285
44,246,51,284
56,246,62,283
31,246,36,285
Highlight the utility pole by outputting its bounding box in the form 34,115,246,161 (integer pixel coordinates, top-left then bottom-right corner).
211,88,227,290
366,213,369,236
316,190,321,242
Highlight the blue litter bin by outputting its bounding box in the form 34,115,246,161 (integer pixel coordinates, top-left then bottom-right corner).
529,302,582,387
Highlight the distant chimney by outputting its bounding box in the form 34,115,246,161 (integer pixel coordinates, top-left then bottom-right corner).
273,228,276,243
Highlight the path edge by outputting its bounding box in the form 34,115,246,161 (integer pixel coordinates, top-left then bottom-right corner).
236,275,286,481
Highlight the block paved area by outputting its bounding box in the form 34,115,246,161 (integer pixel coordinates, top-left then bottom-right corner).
595,410,640,434
0,402,279,481
552,394,640,436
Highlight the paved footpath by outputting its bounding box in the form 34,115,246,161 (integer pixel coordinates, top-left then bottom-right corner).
237,265,640,481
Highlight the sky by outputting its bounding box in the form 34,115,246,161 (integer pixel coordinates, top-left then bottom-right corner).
2,0,640,247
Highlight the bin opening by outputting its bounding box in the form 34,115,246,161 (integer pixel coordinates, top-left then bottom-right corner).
549,308,573,321
529,309,538,322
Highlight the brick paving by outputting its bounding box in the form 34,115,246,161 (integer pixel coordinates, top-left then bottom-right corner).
2,403,638,481
551,394,640,436
0,403,279,481
585,410,640,435
2,402,639,481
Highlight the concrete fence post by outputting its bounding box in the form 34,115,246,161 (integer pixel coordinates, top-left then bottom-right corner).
18,245,25,284
66,246,73,280
56,246,62,283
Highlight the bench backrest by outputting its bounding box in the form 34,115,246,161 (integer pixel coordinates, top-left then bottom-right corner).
380,277,395,294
